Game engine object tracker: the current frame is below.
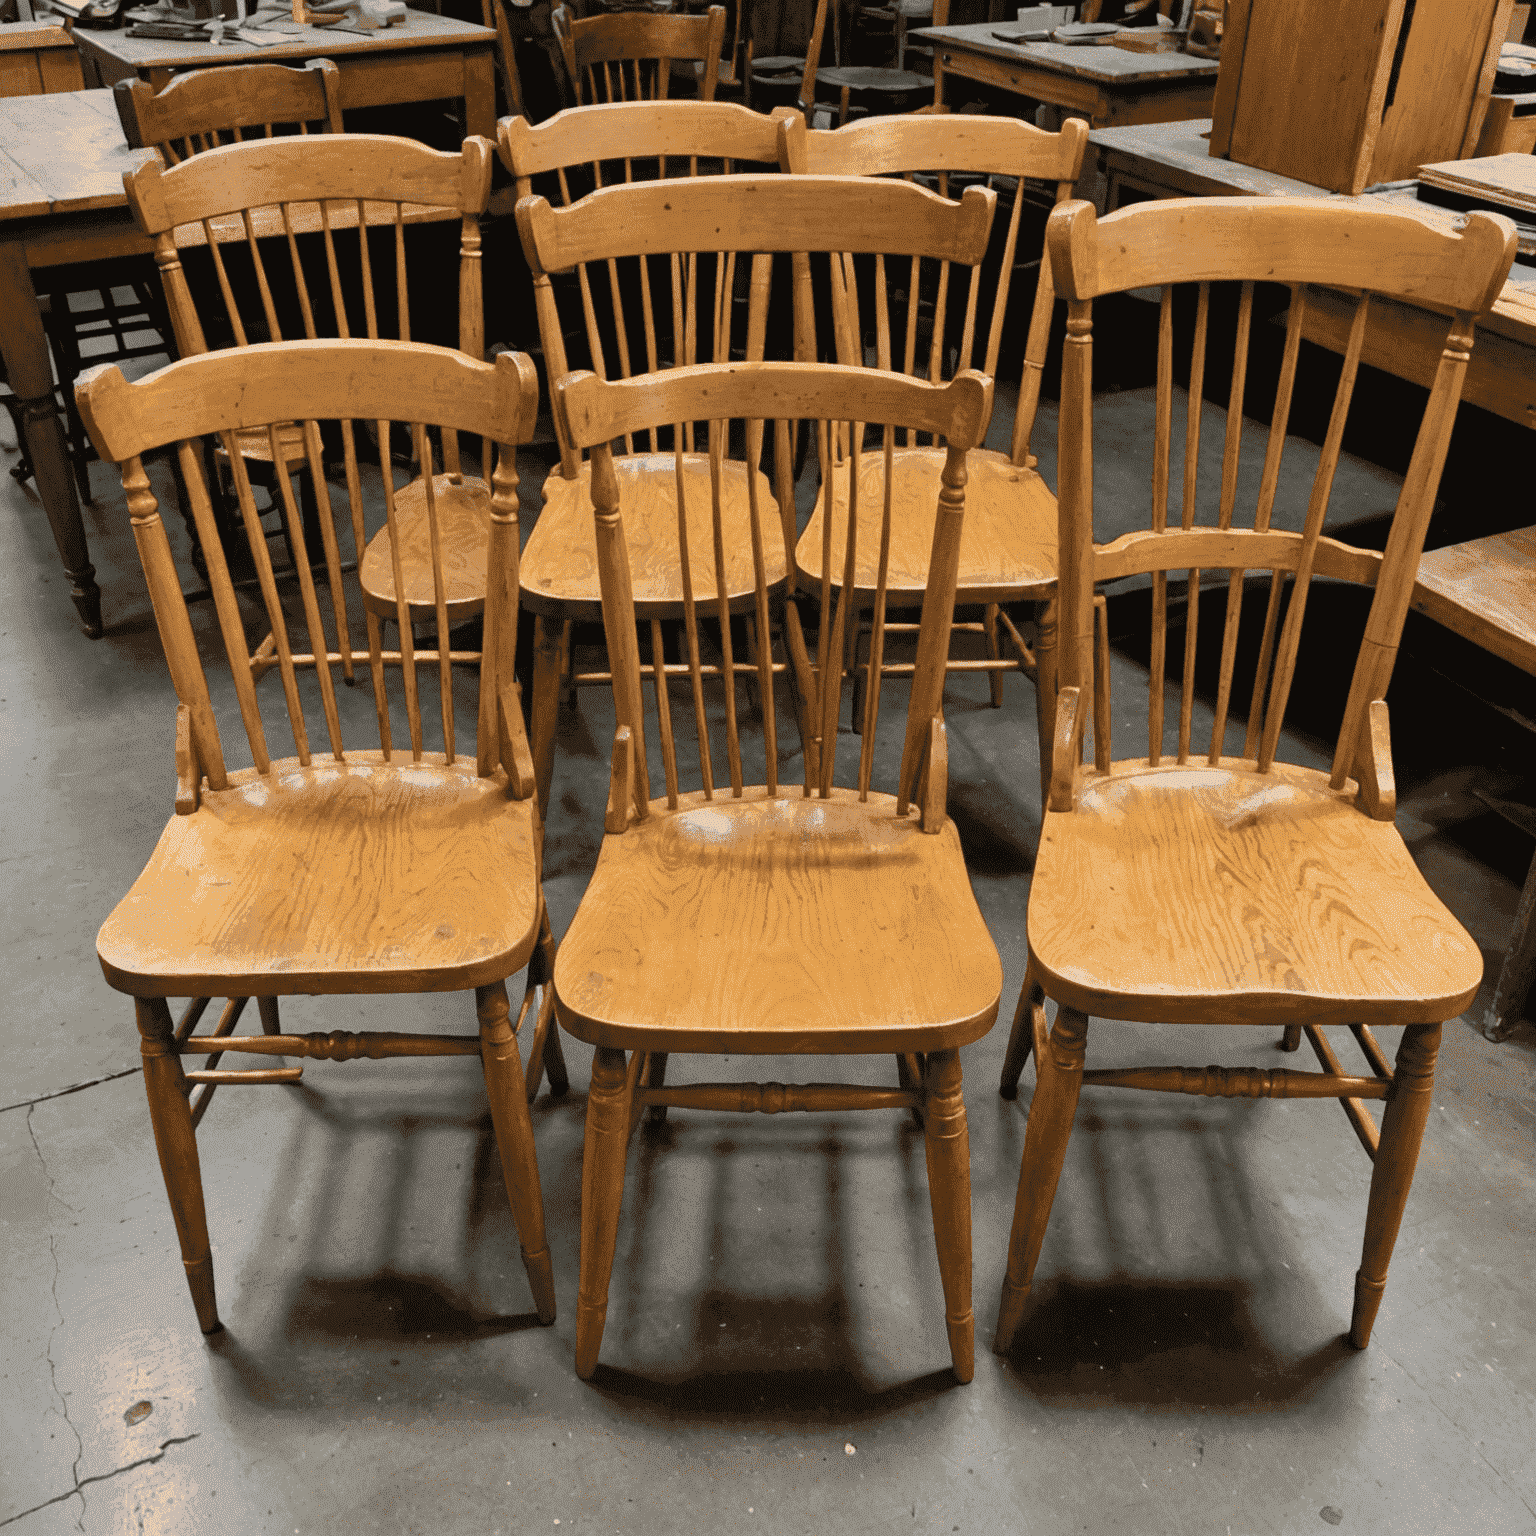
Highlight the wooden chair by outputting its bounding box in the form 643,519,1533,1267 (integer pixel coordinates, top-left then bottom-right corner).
550,357,1003,1382
121,133,495,642
551,3,726,105
114,57,344,161
796,0,933,127
993,197,1516,1359
505,114,995,813
780,111,1088,808
74,337,559,1336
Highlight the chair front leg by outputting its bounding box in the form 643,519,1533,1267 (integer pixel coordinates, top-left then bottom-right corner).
477,981,556,1325
995,1003,1088,1355
1350,1021,1441,1349
576,1045,634,1379
136,996,219,1334
922,1047,974,1383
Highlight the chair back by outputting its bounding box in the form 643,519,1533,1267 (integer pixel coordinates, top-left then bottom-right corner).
114,59,344,164
552,4,727,104
1045,196,1516,807
779,110,1088,464
516,169,994,564
555,360,991,808
76,340,540,786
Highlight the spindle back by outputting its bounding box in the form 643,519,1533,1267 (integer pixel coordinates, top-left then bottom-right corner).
778,111,1088,460
77,341,539,786
114,59,344,165
1045,197,1517,806
552,3,726,105
555,361,992,813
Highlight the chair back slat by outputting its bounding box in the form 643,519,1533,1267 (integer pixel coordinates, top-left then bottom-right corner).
78,342,538,787
779,112,1089,459
558,362,990,812
1044,197,1516,794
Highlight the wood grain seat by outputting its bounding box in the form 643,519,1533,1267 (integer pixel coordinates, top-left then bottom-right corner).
358,474,491,624
1027,760,1483,1028
98,755,540,998
522,454,783,619
555,788,1001,1052
795,448,1056,602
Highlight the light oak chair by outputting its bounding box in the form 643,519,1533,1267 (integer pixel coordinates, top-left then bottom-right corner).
779,110,1088,806
551,3,726,105
994,197,1517,1358
795,0,933,126
550,357,1003,1383
122,133,495,646
75,337,559,1336
506,131,996,812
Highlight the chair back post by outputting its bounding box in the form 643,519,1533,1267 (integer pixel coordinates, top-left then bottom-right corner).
1043,195,1516,799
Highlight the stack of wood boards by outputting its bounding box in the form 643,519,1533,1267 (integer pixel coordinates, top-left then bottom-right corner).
1210,0,1511,195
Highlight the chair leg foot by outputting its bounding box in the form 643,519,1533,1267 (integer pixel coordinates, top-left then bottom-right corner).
1349,1022,1441,1349
995,1004,1088,1356
478,982,556,1325
136,997,219,1334
576,1046,633,1379
922,1048,974,1383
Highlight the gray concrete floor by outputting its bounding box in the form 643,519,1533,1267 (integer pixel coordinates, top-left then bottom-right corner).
2,366,1534,1536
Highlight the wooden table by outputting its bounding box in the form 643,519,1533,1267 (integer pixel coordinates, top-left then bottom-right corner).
908,23,1217,126
0,89,461,637
74,9,498,141
1090,117,1536,1041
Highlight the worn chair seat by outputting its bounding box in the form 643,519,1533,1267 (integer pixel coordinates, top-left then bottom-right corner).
523,452,785,619
358,474,491,624
98,754,542,998
1026,760,1484,1028
554,788,1002,1053
795,446,1056,602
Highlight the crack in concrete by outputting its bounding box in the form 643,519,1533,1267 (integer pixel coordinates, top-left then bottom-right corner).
1,1068,142,1117
24,1104,86,1532
0,1436,202,1530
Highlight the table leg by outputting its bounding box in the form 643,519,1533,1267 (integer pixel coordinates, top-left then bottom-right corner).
0,238,102,638
1484,851,1536,1041
463,47,496,141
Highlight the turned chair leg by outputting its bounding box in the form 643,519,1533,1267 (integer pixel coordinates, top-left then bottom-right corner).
477,981,557,1325
998,962,1041,1100
644,1050,669,1124
922,1048,974,1382
136,996,219,1334
529,613,566,823
1033,596,1058,816
576,1045,634,1379
984,603,1005,708
1350,1021,1441,1349
995,1003,1088,1355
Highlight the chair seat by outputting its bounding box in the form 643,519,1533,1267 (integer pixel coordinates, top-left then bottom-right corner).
815,65,933,93
1027,760,1484,1028
216,421,309,470
795,446,1056,604
750,54,805,74
522,452,785,620
553,788,1002,1053
358,473,490,624
98,754,541,998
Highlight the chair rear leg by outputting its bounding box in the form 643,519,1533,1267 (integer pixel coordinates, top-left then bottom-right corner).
985,603,1005,708
477,981,557,1325
577,1046,634,1379
1350,1021,1441,1349
529,614,565,823
135,997,219,1334
644,1051,669,1124
922,1048,974,1382
1033,596,1058,816
994,1003,1088,1355
998,962,1041,1100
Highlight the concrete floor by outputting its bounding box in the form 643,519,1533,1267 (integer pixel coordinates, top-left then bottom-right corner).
2,356,1535,1536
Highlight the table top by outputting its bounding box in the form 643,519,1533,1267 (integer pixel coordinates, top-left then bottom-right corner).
72,8,494,71
909,23,1219,85
0,89,155,223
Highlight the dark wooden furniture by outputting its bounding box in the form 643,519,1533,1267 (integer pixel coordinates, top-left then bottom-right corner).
73,9,498,140
908,19,1215,124
995,194,1515,1359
